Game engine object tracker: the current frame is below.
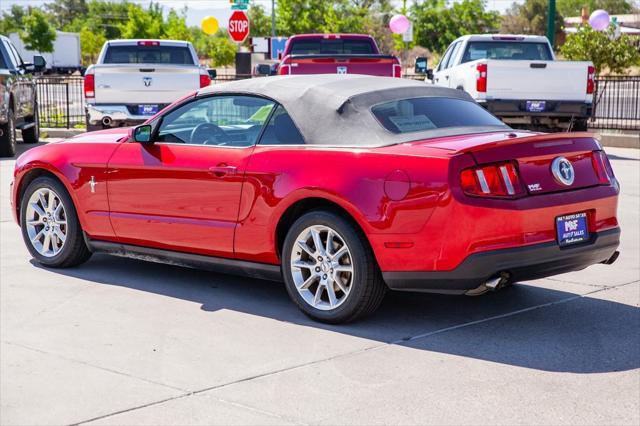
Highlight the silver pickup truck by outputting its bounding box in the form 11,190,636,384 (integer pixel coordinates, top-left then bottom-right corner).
84,39,213,131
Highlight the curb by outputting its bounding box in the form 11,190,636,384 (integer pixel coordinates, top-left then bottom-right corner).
594,132,640,149
40,128,86,139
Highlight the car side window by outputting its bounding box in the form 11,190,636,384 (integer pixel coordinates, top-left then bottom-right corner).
8,43,23,67
257,105,305,145
156,95,275,147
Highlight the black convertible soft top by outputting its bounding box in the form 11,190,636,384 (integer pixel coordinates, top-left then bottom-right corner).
198,74,508,147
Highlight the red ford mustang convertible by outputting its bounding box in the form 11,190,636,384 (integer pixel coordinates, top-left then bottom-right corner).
11,75,620,323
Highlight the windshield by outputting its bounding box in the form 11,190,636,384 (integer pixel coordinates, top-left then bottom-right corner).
289,38,375,55
461,41,552,63
371,97,506,134
103,45,194,64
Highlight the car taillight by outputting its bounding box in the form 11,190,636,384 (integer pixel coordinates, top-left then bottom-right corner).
278,64,291,75
476,63,487,93
393,62,402,78
84,73,95,98
586,65,595,94
199,73,211,88
591,151,614,184
460,162,523,197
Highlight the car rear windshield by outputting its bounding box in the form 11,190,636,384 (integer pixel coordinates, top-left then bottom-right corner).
371,97,505,134
461,41,552,63
103,45,194,64
289,38,375,55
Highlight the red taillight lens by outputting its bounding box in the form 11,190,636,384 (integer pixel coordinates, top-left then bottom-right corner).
591,151,613,184
586,65,595,94
199,74,211,88
393,62,402,78
278,64,291,75
460,162,523,197
138,40,160,46
84,73,95,98
476,63,487,93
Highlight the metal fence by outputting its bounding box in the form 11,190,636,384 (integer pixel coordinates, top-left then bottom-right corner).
590,76,640,131
35,74,640,131
36,76,85,128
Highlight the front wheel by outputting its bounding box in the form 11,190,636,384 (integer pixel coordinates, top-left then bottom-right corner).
20,176,92,268
22,105,40,144
282,210,386,323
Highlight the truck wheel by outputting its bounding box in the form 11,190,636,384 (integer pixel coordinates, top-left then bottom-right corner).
0,107,17,157
282,210,386,324
22,105,40,144
572,119,588,132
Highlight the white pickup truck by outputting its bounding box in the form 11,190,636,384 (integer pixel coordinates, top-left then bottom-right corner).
84,39,212,131
430,34,595,131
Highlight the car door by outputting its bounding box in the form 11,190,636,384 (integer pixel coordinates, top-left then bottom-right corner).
5,41,32,119
433,41,460,87
107,94,276,258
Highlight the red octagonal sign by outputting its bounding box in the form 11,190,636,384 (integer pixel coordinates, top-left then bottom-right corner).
228,10,250,43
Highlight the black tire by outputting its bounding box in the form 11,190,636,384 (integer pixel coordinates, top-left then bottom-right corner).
571,119,588,132
282,210,386,324
20,176,92,268
22,104,40,144
0,107,17,157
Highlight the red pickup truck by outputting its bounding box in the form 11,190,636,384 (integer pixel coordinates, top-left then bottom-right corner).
258,34,402,78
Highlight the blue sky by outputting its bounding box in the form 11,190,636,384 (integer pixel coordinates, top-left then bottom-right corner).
1,0,522,26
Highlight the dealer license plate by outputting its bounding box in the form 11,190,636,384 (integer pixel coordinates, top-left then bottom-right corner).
138,104,159,115
526,100,546,112
556,212,589,246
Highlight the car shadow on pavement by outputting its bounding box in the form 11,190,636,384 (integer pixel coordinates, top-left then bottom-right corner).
32,253,640,375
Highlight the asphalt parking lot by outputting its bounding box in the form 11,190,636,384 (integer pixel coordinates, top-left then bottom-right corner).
1,140,638,426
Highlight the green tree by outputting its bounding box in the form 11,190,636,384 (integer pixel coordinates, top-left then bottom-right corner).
208,34,237,67
0,5,27,34
561,26,640,73
501,0,564,46
20,8,57,53
45,0,88,29
164,9,192,41
79,26,106,64
118,3,164,39
412,0,499,54
556,0,632,17
248,3,272,37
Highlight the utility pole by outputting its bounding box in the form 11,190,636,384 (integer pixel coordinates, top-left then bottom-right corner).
546,0,556,48
271,0,276,37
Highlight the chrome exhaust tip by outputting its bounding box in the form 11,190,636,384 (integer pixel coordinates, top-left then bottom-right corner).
465,272,511,296
601,251,620,265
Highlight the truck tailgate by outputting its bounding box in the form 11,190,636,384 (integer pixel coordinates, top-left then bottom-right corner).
485,60,590,101
287,55,397,77
93,64,200,104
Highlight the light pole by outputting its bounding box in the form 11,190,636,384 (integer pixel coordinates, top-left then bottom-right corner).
546,0,556,48
271,0,276,37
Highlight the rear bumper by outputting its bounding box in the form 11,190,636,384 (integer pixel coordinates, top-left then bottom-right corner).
382,228,620,294
480,100,592,119
85,104,164,127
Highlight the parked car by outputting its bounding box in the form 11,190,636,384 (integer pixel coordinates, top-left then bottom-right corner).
84,39,213,131
11,75,620,323
256,34,402,77
9,31,81,74
0,35,45,157
429,34,595,131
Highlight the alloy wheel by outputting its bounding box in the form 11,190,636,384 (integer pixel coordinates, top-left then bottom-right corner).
290,225,354,310
25,188,67,257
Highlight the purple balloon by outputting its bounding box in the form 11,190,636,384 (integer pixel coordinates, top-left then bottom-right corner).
589,9,610,31
389,14,410,34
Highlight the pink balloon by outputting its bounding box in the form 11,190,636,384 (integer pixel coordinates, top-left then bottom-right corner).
589,9,610,31
389,14,410,34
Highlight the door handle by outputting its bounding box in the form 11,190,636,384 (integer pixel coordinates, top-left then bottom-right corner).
209,164,237,177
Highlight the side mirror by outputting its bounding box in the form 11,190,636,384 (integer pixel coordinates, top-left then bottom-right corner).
207,68,217,79
133,124,153,143
33,55,46,72
414,57,428,74
426,69,434,81
256,64,271,76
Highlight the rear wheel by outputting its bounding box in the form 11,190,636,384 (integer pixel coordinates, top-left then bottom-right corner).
22,105,40,144
282,210,386,323
20,176,92,268
0,107,17,157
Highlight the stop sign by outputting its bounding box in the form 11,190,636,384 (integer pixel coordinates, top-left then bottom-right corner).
228,10,250,43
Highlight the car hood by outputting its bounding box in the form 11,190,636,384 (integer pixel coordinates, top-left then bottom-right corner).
61,127,132,144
